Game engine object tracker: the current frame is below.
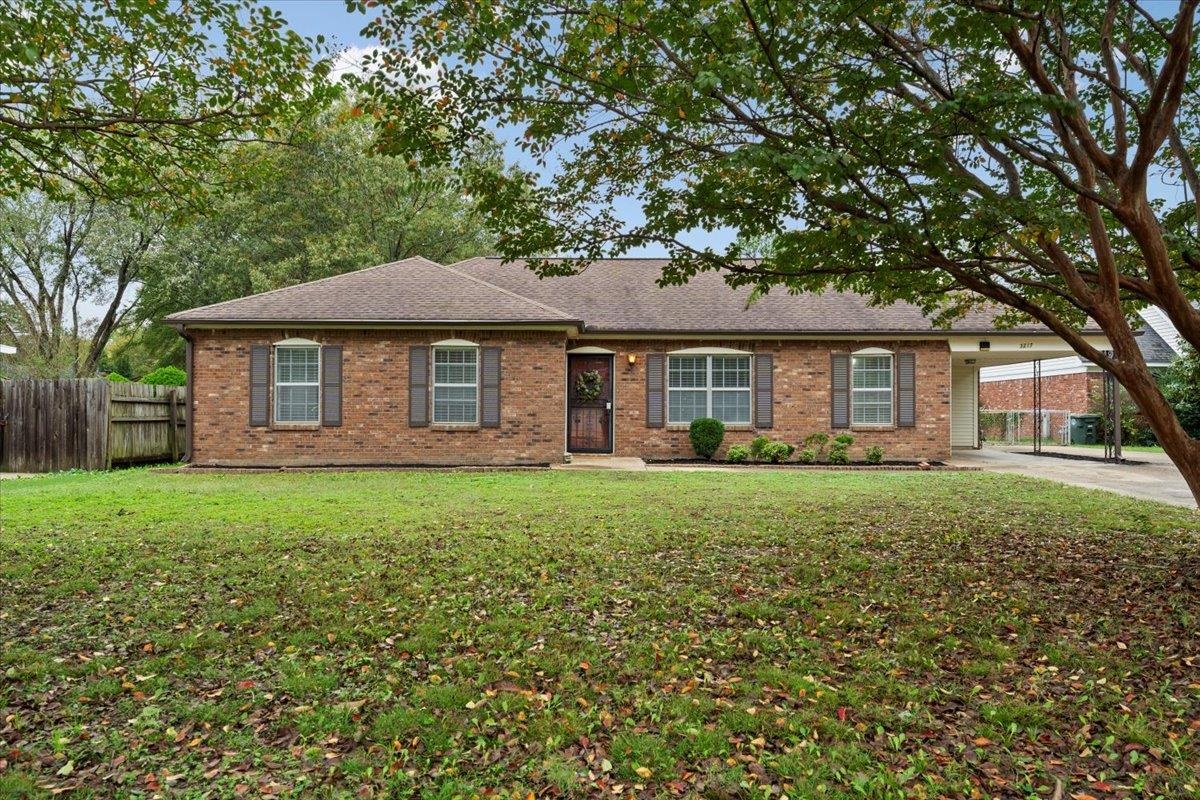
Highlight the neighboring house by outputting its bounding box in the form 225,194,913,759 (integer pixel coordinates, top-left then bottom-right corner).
979,308,1184,441
165,257,1109,466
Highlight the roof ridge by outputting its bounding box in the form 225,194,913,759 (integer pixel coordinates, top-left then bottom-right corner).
436,259,576,320
164,257,438,321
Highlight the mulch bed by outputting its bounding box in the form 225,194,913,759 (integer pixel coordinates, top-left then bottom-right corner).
645,458,967,470
1020,450,1147,465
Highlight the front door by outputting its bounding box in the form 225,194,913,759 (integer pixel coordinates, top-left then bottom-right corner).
567,354,614,453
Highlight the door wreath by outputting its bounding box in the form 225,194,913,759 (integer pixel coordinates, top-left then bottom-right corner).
574,370,604,402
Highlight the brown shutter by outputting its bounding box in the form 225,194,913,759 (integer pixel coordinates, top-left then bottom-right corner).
481,346,501,428
409,345,429,427
249,344,270,427
645,353,665,428
754,353,773,429
831,353,850,428
321,345,343,427
897,351,916,427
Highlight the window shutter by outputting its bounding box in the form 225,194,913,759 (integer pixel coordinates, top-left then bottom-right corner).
645,353,665,428
409,346,429,427
897,351,916,427
831,353,850,428
754,353,773,428
481,346,501,428
249,344,270,427
321,345,342,427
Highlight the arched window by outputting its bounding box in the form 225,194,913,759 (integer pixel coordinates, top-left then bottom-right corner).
851,347,893,425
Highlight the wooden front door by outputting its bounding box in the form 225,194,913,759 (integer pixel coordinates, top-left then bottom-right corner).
567,354,614,453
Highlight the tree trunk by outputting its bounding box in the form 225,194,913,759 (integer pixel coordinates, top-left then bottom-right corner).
1113,353,1200,506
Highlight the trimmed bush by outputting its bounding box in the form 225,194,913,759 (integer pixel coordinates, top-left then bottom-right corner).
865,445,884,465
827,446,850,465
689,417,725,459
141,365,186,386
105,372,130,382
748,435,770,460
797,448,816,464
803,432,829,458
833,433,855,447
760,441,794,463
726,444,751,463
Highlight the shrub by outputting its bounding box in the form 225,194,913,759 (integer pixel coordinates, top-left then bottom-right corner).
749,435,770,460
726,444,751,463
797,448,816,464
141,365,186,386
865,445,884,465
827,445,850,465
105,372,130,382
760,441,794,463
802,432,829,458
833,433,855,447
1160,345,1200,439
689,417,725,459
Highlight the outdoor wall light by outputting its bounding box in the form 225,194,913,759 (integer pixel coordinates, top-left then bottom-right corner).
627,353,637,365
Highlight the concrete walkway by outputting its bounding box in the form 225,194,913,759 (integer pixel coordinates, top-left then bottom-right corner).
951,445,1197,508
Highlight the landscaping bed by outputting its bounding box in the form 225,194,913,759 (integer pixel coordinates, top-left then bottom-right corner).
2,469,1197,798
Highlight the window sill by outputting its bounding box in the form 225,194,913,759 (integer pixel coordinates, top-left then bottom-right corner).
430,423,481,432
667,424,755,432
270,423,321,432
850,425,896,432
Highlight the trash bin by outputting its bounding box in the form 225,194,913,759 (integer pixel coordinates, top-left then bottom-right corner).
1069,413,1102,445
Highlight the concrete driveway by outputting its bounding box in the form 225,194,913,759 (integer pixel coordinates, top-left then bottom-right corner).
951,445,1197,509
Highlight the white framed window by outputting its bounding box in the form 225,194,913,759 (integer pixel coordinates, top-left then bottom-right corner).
852,353,893,425
275,343,320,424
433,346,479,424
668,354,752,424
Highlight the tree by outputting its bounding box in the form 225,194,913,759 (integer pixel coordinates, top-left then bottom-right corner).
358,0,1200,503
1,0,334,202
129,106,497,365
0,193,163,376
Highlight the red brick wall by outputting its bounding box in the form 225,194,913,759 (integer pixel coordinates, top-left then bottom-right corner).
979,371,1103,441
189,328,567,466
582,338,952,462
188,331,954,465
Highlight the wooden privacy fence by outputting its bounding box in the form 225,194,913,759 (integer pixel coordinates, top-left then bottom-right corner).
0,379,187,472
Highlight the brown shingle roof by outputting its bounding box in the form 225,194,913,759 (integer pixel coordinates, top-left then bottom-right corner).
165,257,579,325
451,257,1051,334
167,254,1060,334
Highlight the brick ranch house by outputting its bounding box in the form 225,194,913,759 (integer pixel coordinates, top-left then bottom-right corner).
166,257,1110,467
979,308,1183,442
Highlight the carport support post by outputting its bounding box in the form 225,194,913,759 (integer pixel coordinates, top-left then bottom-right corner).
1103,370,1122,463
1032,359,1042,454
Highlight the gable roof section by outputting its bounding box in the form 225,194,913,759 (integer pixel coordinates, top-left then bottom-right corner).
1136,323,1178,366
165,257,578,326
450,257,1054,334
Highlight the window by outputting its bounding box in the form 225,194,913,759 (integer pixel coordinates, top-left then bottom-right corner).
275,345,320,423
433,346,478,423
668,354,752,424
852,353,893,425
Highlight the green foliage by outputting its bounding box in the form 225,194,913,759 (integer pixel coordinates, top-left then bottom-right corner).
797,448,816,464
1,0,336,202
689,417,725,459
759,441,794,463
803,432,829,458
827,446,850,466
865,446,884,465
725,444,751,463
749,435,771,460
140,366,187,386
833,434,856,447
1159,347,1200,439
105,372,130,383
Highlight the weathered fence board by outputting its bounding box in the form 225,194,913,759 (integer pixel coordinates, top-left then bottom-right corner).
0,379,187,472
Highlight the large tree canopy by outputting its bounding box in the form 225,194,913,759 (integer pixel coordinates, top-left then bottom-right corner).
0,0,334,202
358,0,1200,501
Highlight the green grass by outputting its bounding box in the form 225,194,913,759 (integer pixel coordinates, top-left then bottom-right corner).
1,469,1198,799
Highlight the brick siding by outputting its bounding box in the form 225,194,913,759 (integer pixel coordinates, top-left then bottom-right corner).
189,332,954,465
979,372,1103,441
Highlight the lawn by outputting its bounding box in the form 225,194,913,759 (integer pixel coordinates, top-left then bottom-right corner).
1,470,1197,799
